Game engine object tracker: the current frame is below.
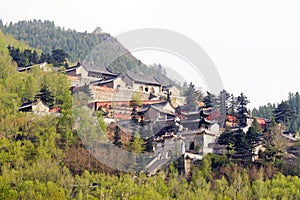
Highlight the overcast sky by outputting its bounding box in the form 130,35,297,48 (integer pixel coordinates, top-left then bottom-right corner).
1,0,300,108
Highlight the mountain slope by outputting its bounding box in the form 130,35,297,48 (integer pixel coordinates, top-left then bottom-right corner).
0,20,141,70
0,20,182,89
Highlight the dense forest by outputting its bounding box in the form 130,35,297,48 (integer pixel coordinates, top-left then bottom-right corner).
7,45,69,68
1,22,300,199
0,20,110,63
252,92,300,133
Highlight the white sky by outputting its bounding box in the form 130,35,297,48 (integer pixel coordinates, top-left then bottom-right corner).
1,0,300,108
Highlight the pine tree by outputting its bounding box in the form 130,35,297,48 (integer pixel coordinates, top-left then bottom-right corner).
246,119,262,161
34,85,54,108
130,132,143,153
228,94,237,115
273,101,295,130
233,129,248,160
184,82,197,112
262,118,287,162
39,52,52,63
51,49,69,67
218,127,234,156
31,50,39,64
237,93,250,127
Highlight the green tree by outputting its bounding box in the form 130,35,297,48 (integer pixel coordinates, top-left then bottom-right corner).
0,184,18,200
22,74,39,102
228,93,237,115
96,110,107,141
131,92,143,107
233,129,248,160
184,82,197,112
218,127,235,156
252,103,276,119
262,118,287,162
51,49,68,67
39,52,52,63
237,93,250,127
35,85,54,108
246,119,262,161
130,132,143,153
273,101,295,131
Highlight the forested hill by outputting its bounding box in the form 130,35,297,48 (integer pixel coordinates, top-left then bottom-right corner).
0,20,181,88
252,92,300,132
0,28,31,53
0,20,142,72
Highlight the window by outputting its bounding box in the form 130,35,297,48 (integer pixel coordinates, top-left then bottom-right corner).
189,142,195,151
145,86,149,92
150,87,155,93
139,86,143,91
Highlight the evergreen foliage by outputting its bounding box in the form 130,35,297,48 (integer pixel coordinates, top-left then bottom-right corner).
236,93,250,127
183,82,198,112
218,121,261,162
7,45,39,67
0,19,143,74
252,103,276,119
8,45,69,67
0,20,110,63
273,101,295,131
34,85,54,108
252,92,300,132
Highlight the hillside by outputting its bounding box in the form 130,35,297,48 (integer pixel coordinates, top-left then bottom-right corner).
0,20,142,72
0,20,181,88
0,20,109,62
0,29,31,64
0,29,35,108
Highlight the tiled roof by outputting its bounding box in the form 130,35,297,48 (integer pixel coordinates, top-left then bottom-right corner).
65,65,79,72
151,105,176,116
137,101,176,116
18,66,35,72
19,101,33,110
162,85,175,90
138,101,169,112
90,77,116,85
126,72,161,86
83,65,117,76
